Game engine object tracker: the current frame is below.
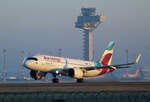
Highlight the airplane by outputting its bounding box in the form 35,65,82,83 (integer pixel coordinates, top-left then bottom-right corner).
123,69,139,79
23,41,141,83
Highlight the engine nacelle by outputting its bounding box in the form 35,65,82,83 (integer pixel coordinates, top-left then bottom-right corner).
30,70,47,80
68,68,83,79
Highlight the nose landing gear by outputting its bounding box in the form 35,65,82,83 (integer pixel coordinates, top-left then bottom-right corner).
52,74,59,83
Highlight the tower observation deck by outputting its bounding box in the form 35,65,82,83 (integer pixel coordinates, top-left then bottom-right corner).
75,8,106,61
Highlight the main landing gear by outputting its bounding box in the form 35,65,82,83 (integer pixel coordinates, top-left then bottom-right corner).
76,78,84,83
52,78,59,83
52,74,59,83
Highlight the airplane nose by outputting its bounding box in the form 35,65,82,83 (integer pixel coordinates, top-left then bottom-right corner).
23,60,31,68
22,57,38,69
24,60,37,70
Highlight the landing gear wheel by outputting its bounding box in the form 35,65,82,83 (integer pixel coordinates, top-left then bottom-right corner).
77,79,84,83
52,78,59,83
30,70,38,80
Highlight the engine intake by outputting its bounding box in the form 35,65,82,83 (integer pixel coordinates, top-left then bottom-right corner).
68,68,83,79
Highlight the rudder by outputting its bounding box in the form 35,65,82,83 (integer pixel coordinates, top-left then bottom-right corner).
99,41,115,66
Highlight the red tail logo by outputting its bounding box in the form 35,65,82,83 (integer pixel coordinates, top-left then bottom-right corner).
101,53,112,66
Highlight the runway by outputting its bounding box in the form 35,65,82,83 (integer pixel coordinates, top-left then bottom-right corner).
0,82,150,93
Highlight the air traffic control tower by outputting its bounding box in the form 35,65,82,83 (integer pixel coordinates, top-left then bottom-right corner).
75,8,106,61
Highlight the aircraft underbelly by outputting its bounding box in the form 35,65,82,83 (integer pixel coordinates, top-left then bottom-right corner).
83,70,100,77
83,68,115,77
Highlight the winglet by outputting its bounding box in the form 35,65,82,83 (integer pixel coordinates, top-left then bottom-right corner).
134,53,141,64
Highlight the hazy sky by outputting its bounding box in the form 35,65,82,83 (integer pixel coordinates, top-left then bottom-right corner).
0,0,150,76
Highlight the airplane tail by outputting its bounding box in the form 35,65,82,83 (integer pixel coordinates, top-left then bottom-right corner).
135,69,139,77
99,41,115,66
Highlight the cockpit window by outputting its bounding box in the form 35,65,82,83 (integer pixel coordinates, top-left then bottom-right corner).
26,57,38,61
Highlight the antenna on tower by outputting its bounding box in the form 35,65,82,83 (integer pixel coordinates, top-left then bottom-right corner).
3,49,7,81
125,49,129,76
58,48,62,57
75,8,106,61
21,50,25,80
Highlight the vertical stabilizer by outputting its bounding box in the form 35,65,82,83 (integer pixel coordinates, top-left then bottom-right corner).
135,69,139,77
100,41,115,66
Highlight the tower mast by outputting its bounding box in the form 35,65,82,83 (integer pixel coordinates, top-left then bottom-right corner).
3,49,7,81
75,8,106,61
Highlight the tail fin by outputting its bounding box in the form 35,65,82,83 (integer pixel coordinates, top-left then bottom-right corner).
99,41,115,66
135,69,139,77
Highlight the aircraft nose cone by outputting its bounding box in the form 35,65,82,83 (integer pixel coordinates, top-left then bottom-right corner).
23,60,29,68
23,57,38,69
23,60,33,69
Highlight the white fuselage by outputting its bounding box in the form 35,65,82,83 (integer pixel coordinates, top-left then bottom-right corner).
24,55,114,77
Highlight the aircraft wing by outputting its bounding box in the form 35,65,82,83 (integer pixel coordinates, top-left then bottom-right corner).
49,54,141,75
80,53,141,70
109,53,141,68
